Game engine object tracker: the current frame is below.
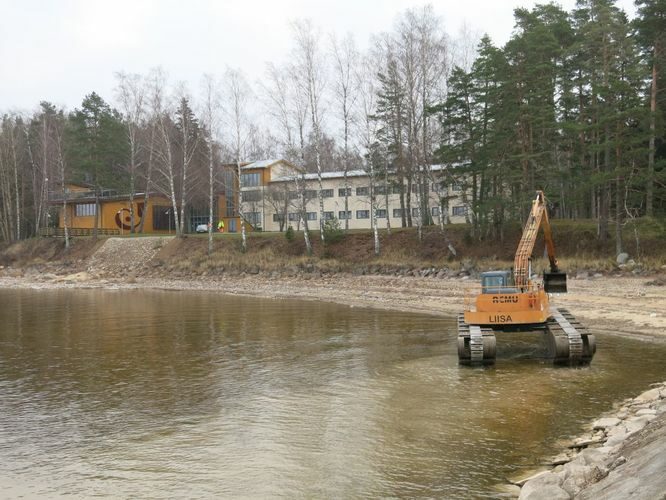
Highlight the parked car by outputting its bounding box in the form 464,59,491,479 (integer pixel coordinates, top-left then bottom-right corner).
195,224,209,233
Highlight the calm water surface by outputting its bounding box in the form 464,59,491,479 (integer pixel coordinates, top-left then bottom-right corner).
1,288,665,498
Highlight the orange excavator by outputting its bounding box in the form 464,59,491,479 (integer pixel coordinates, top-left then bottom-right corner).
457,191,596,365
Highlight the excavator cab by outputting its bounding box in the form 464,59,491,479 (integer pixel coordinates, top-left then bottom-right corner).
544,271,567,293
481,271,518,294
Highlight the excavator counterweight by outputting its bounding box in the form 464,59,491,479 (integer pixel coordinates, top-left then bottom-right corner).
457,190,595,365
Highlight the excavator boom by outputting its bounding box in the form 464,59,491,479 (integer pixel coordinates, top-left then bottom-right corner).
513,191,566,292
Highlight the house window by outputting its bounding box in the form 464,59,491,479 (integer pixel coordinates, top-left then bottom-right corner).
411,183,429,194
393,208,403,218
75,203,96,217
338,210,352,220
304,189,317,200
321,189,334,198
153,206,175,230
356,186,369,196
431,206,440,216
273,213,285,222
432,181,446,192
288,212,300,221
452,182,462,192
245,212,261,226
223,171,235,196
452,206,467,216
391,184,403,194
375,185,386,195
411,207,421,217
269,190,286,201
323,211,334,220
376,209,387,218
241,172,261,187
243,189,261,202
306,212,317,220
288,190,299,200
356,210,369,219
338,187,352,197
225,198,237,217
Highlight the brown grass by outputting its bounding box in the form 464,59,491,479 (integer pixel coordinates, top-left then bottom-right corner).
1,220,664,275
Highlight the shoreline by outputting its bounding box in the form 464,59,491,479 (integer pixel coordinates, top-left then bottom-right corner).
513,383,666,499
1,271,665,341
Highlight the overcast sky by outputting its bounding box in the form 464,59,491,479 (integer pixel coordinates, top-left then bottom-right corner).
0,0,637,112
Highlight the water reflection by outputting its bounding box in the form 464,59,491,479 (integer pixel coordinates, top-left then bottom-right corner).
0,288,664,498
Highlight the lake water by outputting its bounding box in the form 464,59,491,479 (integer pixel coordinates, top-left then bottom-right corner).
1,288,664,498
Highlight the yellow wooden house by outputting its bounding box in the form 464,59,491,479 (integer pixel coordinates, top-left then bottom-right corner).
49,159,301,235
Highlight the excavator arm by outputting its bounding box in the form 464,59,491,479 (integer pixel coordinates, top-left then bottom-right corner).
513,191,567,292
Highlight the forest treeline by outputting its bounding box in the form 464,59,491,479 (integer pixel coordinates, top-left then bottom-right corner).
0,0,664,254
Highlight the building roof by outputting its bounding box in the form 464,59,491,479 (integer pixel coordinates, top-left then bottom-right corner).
270,163,457,183
240,158,303,171
240,159,281,170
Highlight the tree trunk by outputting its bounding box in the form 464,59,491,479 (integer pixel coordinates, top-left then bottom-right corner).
646,52,657,217
208,140,214,256
137,126,155,234
237,161,247,252
384,165,391,234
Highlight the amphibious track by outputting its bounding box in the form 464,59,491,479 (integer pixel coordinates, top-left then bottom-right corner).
457,308,596,365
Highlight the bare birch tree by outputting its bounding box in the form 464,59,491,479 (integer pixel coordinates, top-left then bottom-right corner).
331,33,359,232
262,63,297,158
114,72,146,233
149,70,182,236
52,109,70,248
224,67,251,252
357,56,381,254
293,173,313,255
200,73,222,255
292,19,327,242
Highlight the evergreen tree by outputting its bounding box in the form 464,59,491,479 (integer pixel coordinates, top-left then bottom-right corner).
68,92,127,238
634,0,666,216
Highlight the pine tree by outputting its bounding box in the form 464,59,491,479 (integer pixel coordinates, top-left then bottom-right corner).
68,92,127,239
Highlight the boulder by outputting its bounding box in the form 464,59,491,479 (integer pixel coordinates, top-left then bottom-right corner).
635,387,662,403
624,415,654,435
592,417,621,430
616,252,630,264
521,484,570,500
519,471,566,500
561,463,607,497
605,426,629,447
59,271,92,283
577,448,610,468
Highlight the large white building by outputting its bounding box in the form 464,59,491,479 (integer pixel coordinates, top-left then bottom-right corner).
237,159,469,232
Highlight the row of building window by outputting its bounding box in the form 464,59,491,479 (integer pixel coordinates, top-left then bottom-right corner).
75,203,96,217
257,182,465,203
272,206,467,222
240,172,261,187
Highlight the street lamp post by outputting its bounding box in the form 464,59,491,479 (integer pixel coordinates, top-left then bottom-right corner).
165,210,171,235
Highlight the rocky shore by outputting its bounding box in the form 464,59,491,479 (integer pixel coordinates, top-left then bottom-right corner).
515,383,666,499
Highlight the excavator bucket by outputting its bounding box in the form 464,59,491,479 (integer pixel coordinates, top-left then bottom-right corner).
544,272,567,293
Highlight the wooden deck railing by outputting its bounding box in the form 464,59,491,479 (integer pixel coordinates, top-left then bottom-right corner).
39,227,120,237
